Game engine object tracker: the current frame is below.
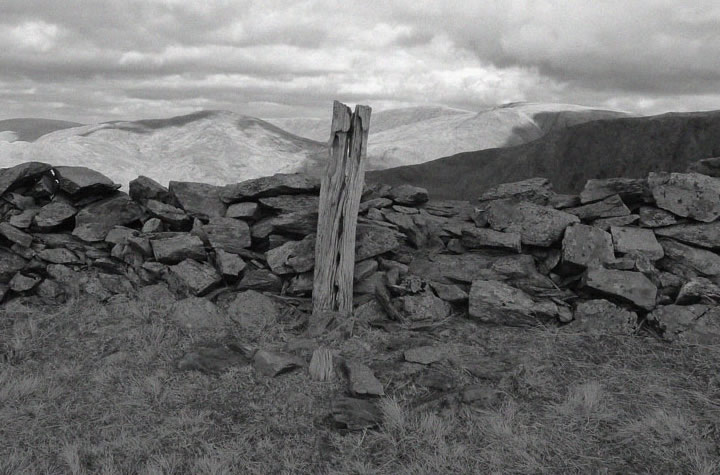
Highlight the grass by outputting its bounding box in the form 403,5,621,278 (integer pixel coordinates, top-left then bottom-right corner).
1,290,719,474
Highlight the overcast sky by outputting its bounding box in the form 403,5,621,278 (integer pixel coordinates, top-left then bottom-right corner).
1,0,719,123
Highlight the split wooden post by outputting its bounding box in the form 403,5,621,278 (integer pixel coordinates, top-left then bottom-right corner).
312,101,372,317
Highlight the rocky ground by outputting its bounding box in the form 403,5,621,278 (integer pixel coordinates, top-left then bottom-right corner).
1,160,720,472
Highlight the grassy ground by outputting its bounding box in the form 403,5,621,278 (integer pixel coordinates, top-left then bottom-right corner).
1,291,719,474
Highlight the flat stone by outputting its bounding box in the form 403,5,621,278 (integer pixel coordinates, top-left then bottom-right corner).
33,202,77,231
479,177,553,205
142,218,163,233
201,217,251,254
54,166,119,196
265,234,316,275
342,360,384,397
580,178,650,204
258,194,319,214
168,181,226,220
469,280,560,325
461,226,522,252
566,194,631,220
392,205,419,214
145,200,190,228
253,350,304,377
657,238,720,279
567,299,637,335
638,207,678,228
404,346,447,365
129,175,170,204
388,184,428,205
251,210,318,238
105,226,138,245
176,344,250,374
215,249,246,278
330,397,382,431
74,192,144,234
359,197,393,213
561,224,615,271
237,269,282,292
3,192,35,210
0,162,52,196
226,290,278,332
9,272,41,292
151,234,206,264
0,222,32,248
583,267,657,310
611,226,664,260
398,291,452,321
649,172,720,222
287,271,313,296
221,174,320,203
675,278,720,305
429,281,468,303
168,259,222,296
687,156,720,177
37,248,82,265
8,209,39,229
169,296,227,330
647,305,720,344
654,222,720,250
381,210,426,248
548,193,581,209
225,202,260,219
485,199,579,247
591,214,639,231
354,259,378,283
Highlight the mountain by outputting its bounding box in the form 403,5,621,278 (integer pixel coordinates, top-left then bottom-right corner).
270,103,630,170
0,118,82,142
367,110,720,200
0,111,327,187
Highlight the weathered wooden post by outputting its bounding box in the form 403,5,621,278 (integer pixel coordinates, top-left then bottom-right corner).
312,101,372,317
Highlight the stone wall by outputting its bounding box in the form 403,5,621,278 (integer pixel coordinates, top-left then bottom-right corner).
2,158,720,344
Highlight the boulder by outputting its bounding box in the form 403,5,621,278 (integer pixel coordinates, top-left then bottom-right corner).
485,199,579,246
567,299,637,335
388,184,429,205
342,360,385,397
9,272,41,292
253,350,304,377
167,259,222,296
0,249,28,283
657,238,720,279
201,217,252,254
468,280,560,325
649,172,720,222
215,249,246,278
675,278,720,305
638,206,677,228
168,181,226,220
221,174,320,203
654,222,720,250
151,235,206,264
0,222,33,248
566,194,631,220
129,175,170,204
647,305,720,344
54,166,120,196
237,269,283,292
225,202,260,220
0,162,52,196
8,209,39,229
591,214,639,231
461,226,522,252
169,297,227,331
582,268,657,310
33,202,77,231
478,177,553,205
561,224,615,271
579,178,650,204
610,226,664,260
74,193,144,235
145,200,190,228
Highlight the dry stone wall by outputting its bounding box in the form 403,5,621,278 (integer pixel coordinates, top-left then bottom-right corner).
2,157,720,345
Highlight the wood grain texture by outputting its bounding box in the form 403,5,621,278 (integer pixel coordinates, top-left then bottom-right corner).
312,101,372,317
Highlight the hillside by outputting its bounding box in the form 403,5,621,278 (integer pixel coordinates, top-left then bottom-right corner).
0,118,82,142
0,111,327,187
368,110,720,200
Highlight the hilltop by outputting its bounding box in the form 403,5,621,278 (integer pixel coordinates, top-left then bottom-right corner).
0,118,82,142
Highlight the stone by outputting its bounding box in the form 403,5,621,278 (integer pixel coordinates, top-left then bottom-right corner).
650,172,720,222
177,344,250,374
469,280,560,325
582,268,657,310
461,385,504,408
199,217,252,254
611,226,664,260
252,210,318,238
647,305,720,344
580,177,650,204
127,235,153,258
566,194,631,220
429,281,468,303
98,274,134,295
356,225,403,261
129,175,170,204
0,162,52,196
8,209,39,229
398,291,452,321
404,346,447,365
591,214,639,231
137,282,176,309
561,224,615,271
479,177,553,205
36,279,63,301
568,299,638,335
391,205,418,214
388,184,429,205
657,238,720,279
0,222,32,248
215,249,246,278
342,360,384,397
253,350,304,377
169,297,227,330
72,223,111,242
221,174,320,203
675,278,720,305
461,226,522,252
37,248,82,265
654,222,720,250
74,193,144,235
638,207,677,228
330,397,382,430
225,202,260,220
471,207,489,227
548,194,581,209
359,197,393,213
3,192,35,210
687,156,720,177
11,244,35,260
33,202,77,231
226,290,278,331
142,218,163,233
265,235,315,275
105,226,138,245
168,259,222,296
237,269,283,292
287,272,313,295
258,194,319,214
354,259,378,283
381,210,426,248
168,181,226,220
54,166,119,196
151,234,206,264
145,200,190,228
9,272,41,292
485,199,579,247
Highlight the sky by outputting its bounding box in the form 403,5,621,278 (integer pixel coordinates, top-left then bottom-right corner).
1,0,719,123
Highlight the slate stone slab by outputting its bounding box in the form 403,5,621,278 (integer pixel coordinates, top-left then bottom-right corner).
567,299,637,335
168,259,222,296
215,249,246,278
129,175,170,204
561,224,615,270
579,177,650,204
479,177,553,205
54,166,120,196
74,193,144,233
0,162,52,196
151,234,206,264
485,199,579,246
0,222,33,248
253,350,304,377
638,206,678,228
145,200,190,228
582,268,657,310
566,194,631,220
9,273,41,292
342,360,385,397
0,249,28,283
169,181,226,220
654,222,720,250
33,202,78,231
649,172,720,222
8,209,39,229
265,234,316,275
647,305,720,344
461,226,522,252
221,174,320,203
591,214,639,231
330,397,382,431
611,226,664,260
169,297,227,330
237,269,283,292
469,279,559,325
657,238,720,279
202,217,252,253
225,202,260,219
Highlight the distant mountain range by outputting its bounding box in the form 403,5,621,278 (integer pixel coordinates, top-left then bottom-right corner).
368,110,720,200
0,103,628,187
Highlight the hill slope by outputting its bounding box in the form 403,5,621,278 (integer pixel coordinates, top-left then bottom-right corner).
368,110,720,200
0,111,327,187
0,118,82,142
